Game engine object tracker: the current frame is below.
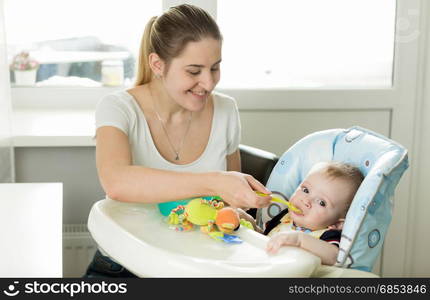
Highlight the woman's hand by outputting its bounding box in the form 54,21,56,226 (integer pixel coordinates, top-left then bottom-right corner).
212,171,272,209
266,232,302,254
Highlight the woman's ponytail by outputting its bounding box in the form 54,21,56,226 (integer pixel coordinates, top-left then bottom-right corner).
135,16,157,86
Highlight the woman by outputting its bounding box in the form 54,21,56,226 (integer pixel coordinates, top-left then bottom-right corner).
85,4,271,277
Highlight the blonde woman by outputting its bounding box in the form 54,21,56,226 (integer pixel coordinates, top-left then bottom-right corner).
85,4,271,277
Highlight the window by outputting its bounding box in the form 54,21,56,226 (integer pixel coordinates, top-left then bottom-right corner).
217,0,396,89
4,0,161,87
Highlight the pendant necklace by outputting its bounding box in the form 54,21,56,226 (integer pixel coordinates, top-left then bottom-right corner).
151,94,193,161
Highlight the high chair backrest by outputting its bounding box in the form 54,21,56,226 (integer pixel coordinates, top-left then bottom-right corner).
257,126,408,272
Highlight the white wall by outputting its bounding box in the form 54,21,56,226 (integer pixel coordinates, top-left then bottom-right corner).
240,110,390,156
404,1,430,276
15,147,104,224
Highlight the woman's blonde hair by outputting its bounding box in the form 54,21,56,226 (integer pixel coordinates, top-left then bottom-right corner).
135,4,222,86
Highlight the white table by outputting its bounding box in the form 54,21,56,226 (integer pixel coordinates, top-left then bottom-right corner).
0,183,63,277
313,265,378,278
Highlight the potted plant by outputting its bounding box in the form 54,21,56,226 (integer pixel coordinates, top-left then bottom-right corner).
10,51,39,86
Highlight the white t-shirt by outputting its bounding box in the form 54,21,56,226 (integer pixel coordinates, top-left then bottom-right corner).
95,90,241,172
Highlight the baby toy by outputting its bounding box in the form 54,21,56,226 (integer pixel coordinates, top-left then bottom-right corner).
167,197,253,243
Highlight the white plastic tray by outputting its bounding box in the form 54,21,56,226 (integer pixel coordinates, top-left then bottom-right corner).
88,199,321,277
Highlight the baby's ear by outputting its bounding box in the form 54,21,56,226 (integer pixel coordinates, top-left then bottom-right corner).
328,218,345,230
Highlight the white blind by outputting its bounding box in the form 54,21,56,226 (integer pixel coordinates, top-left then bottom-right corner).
217,0,396,89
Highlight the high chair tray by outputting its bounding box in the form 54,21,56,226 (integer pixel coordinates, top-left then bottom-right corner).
88,199,321,277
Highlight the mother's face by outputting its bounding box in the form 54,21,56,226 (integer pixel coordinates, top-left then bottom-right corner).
162,37,222,112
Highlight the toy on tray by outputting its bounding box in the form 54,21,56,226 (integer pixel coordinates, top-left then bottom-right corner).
167,197,253,244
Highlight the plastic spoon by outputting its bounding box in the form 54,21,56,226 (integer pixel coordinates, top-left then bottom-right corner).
255,191,302,214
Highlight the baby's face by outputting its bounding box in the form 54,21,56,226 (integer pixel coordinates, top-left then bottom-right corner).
289,170,354,231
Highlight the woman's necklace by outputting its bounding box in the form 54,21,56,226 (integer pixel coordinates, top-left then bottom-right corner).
152,101,193,161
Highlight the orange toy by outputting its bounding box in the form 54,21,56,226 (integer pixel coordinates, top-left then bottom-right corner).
215,207,240,234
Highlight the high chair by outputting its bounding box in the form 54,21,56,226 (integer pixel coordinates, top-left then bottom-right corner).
257,126,409,272
87,126,406,277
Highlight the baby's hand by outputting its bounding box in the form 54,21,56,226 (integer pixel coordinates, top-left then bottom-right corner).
266,232,302,254
236,208,263,233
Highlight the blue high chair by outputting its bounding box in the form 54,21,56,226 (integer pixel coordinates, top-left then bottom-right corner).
257,126,408,272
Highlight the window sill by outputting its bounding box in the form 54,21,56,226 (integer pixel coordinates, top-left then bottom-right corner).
11,86,124,110
12,109,95,147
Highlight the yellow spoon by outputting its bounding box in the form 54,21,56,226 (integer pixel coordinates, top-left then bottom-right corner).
256,191,302,214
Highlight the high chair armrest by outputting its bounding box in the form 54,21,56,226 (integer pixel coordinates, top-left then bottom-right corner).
239,144,278,186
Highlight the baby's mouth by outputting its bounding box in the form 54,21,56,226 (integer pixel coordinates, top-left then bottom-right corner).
288,202,303,215
290,204,304,216
293,210,304,217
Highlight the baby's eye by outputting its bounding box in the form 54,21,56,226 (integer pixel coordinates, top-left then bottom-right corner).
301,187,309,193
317,199,326,207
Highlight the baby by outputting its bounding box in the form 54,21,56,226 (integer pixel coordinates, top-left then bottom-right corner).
241,161,364,265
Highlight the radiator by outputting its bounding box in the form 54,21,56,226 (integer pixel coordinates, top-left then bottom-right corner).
63,224,97,278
